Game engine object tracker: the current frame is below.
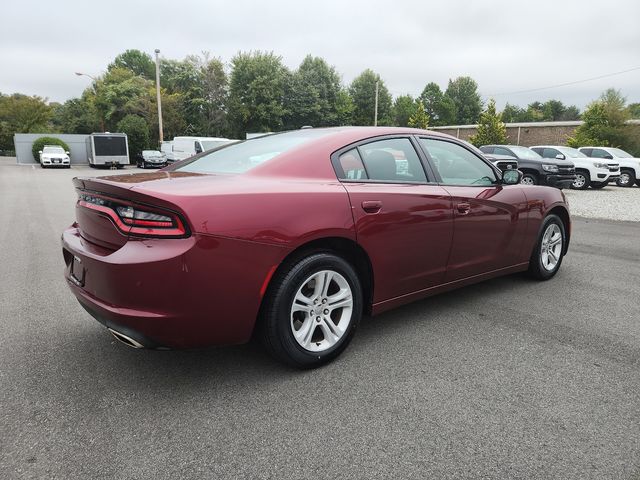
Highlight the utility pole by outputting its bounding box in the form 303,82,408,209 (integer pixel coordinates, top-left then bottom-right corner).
154,49,163,144
374,80,379,126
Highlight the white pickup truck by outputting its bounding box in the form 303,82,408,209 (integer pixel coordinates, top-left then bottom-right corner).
530,145,619,189
578,147,640,188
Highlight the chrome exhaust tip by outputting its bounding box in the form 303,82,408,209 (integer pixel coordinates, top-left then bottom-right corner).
108,328,145,349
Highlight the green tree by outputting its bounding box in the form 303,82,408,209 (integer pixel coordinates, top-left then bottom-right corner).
407,101,430,129
51,94,101,134
469,99,507,147
349,69,392,126
228,51,291,136
501,103,526,123
567,89,630,148
109,49,156,80
94,67,153,130
0,93,52,150
542,100,566,121
284,55,343,129
335,88,354,125
445,76,482,124
392,95,416,127
117,114,149,157
627,103,640,119
560,105,581,121
419,82,456,126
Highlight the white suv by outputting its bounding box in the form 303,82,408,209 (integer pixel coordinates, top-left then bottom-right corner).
578,147,640,188
38,145,71,168
530,145,618,189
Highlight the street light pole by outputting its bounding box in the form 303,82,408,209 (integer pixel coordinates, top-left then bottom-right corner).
75,72,104,131
154,49,164,144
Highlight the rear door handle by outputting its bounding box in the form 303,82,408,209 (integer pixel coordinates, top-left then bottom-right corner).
457,202,471,215
362,200,382,213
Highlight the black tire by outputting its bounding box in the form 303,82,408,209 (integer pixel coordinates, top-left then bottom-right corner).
636,180,640,187
571,170,590,190
521,172,538,185
528,214,566,281
259,252,363,368
590,182,607,189
617,169,636,187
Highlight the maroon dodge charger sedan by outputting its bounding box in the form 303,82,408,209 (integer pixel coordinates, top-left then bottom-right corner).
62,127,570,367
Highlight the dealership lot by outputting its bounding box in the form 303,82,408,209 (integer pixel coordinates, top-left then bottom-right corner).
1,160,639,479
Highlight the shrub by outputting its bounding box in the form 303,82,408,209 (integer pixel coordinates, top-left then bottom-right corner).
32,136,70,162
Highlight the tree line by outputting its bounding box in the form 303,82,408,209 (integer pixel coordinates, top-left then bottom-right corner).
1,49,639,155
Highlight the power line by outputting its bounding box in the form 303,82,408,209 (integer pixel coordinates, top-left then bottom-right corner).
487,65,640,97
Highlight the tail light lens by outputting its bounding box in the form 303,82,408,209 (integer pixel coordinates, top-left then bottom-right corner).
78,192,188,238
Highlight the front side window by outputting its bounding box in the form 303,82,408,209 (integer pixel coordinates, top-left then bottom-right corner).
493,147,514,157
357,138,427,182
541,148,560,158
590,149,609,158
419,138,497,186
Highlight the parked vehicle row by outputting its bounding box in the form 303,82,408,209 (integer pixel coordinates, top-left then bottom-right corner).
480,145,576,188
578,147,640,188
480,143,639,190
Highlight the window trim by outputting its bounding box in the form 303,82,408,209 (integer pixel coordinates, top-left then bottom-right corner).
415,136,503,187
330,134,437,185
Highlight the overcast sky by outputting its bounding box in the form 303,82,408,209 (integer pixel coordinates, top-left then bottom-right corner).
1,0,639,110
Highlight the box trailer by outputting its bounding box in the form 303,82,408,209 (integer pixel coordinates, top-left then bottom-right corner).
86,133,130,167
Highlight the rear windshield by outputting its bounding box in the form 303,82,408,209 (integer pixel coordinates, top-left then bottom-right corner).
176,130,336,174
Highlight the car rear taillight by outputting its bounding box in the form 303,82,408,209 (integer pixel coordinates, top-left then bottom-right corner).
78,192,188,238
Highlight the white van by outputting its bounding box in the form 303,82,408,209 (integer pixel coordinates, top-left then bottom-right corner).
171,136,237,161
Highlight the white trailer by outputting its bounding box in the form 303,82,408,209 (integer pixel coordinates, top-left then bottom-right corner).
86,133,130,167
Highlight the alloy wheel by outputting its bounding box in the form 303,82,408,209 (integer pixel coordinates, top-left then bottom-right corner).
540,223,562,271
573,174,586,189
290,270,353,352
618,172,632,186
521,176,535,185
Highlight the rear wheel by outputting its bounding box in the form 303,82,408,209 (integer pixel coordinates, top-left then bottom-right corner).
571,170,590,190
259,253,362,368
617,169,635,187
528,214,565,280
521,173,537,185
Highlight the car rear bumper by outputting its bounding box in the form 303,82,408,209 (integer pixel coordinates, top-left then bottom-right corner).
543,174,576,189
62,225,288,348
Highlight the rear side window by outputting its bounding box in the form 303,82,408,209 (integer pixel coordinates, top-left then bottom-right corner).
581,148,593,156
338,149,368,180
419,138,497,186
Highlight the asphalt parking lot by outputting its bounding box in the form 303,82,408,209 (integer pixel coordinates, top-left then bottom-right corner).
1,160,639,479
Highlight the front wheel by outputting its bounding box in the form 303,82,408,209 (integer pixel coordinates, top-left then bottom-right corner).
521,173,537,185
259,253,363,368
528,214,566,280
617,170,636,187
571,171,590,190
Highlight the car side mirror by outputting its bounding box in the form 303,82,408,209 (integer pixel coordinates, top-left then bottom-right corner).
38,150,43,154
65,151,70,154
555,153,565,160
502,169,522,185
603,154,613,160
